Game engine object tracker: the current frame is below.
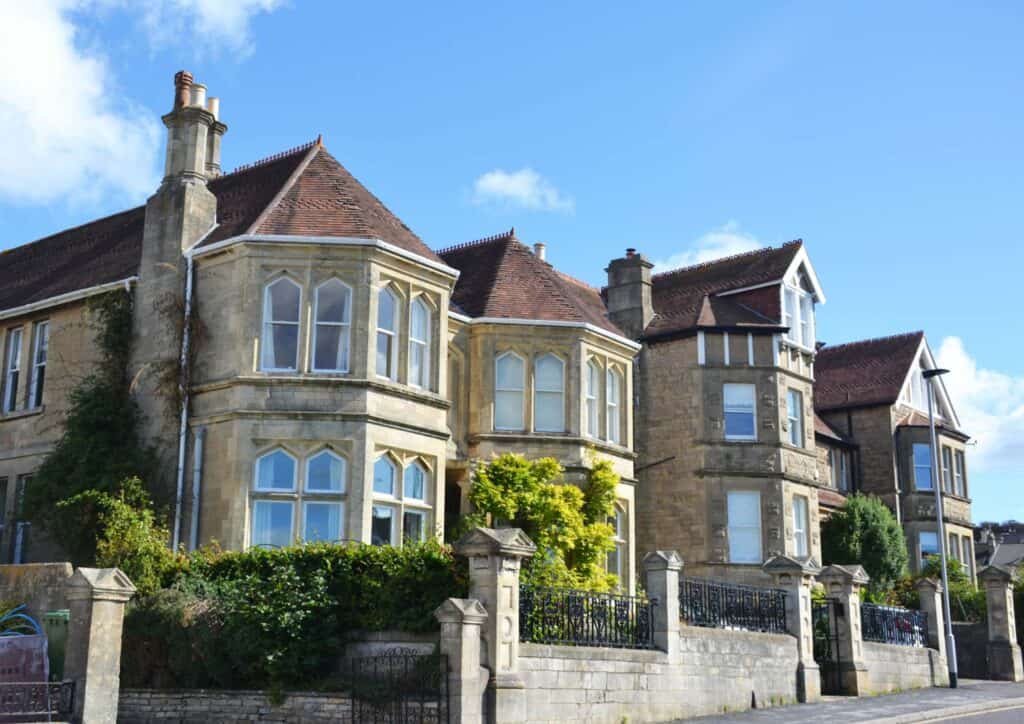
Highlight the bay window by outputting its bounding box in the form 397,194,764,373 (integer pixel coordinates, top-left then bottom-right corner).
913,443,933,490
409,297,431,389
312,280,351,373
606,368,622,444
494,352,525,431
954,451,966,497
793,495,809,557
371,454,432,546
3,327,23,413
28,321,48,409
261,278,301,371
376,287,399,379
302,450,346,542
787,389,804,447
585,360,600,438
251,449,298,547
727,491,762,564
723,383,756,440
533,354,565,432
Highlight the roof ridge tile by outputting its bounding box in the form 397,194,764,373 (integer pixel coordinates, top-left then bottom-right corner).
435,228,516,255
819,330,924,353
226,137,321,176
650,239,802,282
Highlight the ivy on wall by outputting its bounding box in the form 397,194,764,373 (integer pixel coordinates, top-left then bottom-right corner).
24,289,158,565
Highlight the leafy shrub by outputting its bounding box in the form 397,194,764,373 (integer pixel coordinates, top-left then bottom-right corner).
821,494,908,596
887,557,986,623
122,540,466,690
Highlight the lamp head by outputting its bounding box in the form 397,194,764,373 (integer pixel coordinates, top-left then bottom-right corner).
923,368,950,380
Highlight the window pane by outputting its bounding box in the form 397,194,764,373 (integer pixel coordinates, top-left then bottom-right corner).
410,342,425,386
373,458,395,495
269,324,298,369
316,281,350,322
269,280,300,322
535,356,563,391
724,384,756,439
304,502,342,542
403,510,426,543
307,452,344,492
496,355,524,389
535,391,564,432
793,497,809,557
314,324,348,371
376,331,393,376
920,531,939,567
371,505,394,546
256,451,295,491
404,464,426,500
914,443,933,489
495,390,523,430
787,390,803,447
727,491,762,563
411,299,429,341
378,289,396,331
252,501,293,548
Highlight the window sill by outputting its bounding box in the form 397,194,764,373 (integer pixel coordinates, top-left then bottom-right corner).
0,406,44,422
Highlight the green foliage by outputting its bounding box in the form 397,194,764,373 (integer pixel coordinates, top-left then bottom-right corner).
821,494,908,596
121,540,466,690
57,477,180,596
888,557,986,622
24,290,158,564
465,453,619,591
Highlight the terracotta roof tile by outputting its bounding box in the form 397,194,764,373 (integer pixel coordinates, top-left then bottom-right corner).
814,332,924,411
640,241,803,338
818,488,849,510
438,231,624,335
814,412,849,443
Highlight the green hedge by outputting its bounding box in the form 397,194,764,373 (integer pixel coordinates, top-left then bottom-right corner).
121,541,466,690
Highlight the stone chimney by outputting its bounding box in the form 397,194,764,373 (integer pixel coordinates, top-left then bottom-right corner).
605,248,654,339
162,71,227,182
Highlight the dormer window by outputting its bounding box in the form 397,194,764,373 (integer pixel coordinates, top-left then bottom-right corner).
782,282,815,349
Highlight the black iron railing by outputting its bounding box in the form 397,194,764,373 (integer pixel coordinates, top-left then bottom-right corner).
339,650,447,723
678,576,788,633
519,585,655,649
860,603,928,647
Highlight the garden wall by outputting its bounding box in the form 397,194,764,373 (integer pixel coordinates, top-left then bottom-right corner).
518,625,799,723
0,562,72,617
862,641,948,693
118,689,356,723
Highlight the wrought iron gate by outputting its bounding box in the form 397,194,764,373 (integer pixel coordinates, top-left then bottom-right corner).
812,599,843,695
341,650,448,723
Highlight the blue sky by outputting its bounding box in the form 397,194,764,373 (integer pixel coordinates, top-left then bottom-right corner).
1,2,1021,522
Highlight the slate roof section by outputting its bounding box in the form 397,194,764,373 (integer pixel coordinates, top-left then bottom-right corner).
642,241,803,338
438,231,624,336
0,141,443,314
814,332,925,411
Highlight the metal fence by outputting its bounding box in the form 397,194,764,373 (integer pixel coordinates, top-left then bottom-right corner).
339,650,447,723
519,584,655,649
0,681,75,723
678,576,788,633
860,603,928,647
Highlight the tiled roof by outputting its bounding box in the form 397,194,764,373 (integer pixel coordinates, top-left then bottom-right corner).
642,241,803,338
818,487,849,510
438,231,624,336
814,412,849,443
814,332,924,411
0,141,442,314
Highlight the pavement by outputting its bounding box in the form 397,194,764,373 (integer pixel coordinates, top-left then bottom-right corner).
672,680,1024,723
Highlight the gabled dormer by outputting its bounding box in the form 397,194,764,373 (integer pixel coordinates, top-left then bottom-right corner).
898,335,960,427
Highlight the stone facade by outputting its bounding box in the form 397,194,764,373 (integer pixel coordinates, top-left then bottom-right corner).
118,690,361,723
862,642,948,693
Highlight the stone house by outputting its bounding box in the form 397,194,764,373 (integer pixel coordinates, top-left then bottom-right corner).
0,71,640,587
603,242,829,583
814,331,975,579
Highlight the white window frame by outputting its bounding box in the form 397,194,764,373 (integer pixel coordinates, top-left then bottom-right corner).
830,448,850,492
723,383,757,441
919,531,940,569
913,443,933,490
376,286,400,380
301,449,347,543
782,281,815,349
311,279,352,373
941,446,953,493
253,448,298,493
371,454,432,546
533,353,565,433
607,503,627,583
787,389,804,448
250,448,299,549
727,491,763,564
585,359,600,438
793,495,809,557
28,321,48,409
408,296,431,389
3,327,23,413
260,278,302,372
954,450,966,497
606,367,622,444
494,352,525,431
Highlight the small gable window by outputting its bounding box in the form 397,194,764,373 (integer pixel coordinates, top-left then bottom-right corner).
261,278,301,371
782,278,815,349
312,280,352,373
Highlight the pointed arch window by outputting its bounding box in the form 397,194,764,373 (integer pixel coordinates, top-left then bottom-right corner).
261,278,301,371
585,360,600,438
251,448,297,548
409,297,431,389
534,354,565,432
494,352,525,431
376,287,399,379
606,368,622,444
371,455,432,546
312,279,352,372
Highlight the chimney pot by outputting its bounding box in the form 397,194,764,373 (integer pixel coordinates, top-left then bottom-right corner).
533,242,547,261
173,70,194,109
190,83,207,108
206,97,220,121
626,247,636,258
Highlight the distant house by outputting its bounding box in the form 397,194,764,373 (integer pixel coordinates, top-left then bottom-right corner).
815,332,975,579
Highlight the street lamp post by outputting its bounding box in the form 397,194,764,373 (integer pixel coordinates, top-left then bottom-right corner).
923,367,958,688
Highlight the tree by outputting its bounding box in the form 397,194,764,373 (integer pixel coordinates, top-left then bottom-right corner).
821,494,908,596
23,290,158,564
463,453,619,591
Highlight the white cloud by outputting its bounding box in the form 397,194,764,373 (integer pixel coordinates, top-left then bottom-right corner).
651,220,764,272
936,336,1024,475
472,168,575,213
0,1,283,207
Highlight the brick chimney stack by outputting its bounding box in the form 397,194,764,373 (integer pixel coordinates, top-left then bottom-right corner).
605,248,654,339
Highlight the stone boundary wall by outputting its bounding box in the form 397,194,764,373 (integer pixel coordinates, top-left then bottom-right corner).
862,642,948,694
518,625,799,723
0,562,73,617
118,689,354,723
